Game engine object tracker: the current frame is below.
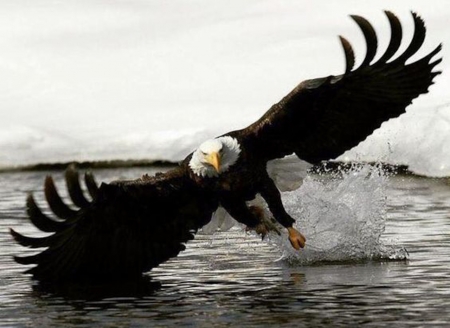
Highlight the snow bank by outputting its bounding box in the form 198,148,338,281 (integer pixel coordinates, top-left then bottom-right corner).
0,1,449,176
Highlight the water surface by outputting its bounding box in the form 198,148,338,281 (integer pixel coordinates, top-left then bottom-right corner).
1,168,450,327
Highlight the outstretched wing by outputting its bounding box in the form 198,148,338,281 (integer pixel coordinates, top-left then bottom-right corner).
236,11,442,164
11,166,217,283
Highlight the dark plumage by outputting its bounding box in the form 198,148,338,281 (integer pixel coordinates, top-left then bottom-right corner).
11,11,441,284
12,168,217,282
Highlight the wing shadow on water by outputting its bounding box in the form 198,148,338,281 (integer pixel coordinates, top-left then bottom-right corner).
31,275,161,301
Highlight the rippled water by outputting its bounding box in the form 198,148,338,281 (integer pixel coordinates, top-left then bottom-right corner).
1,167,450,327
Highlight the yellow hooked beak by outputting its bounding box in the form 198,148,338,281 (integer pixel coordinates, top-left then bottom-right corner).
206,151,221,173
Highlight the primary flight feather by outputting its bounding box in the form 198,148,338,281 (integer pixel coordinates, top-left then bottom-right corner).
11,11,442,283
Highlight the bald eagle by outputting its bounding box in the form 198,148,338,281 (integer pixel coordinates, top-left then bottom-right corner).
11,11,441,284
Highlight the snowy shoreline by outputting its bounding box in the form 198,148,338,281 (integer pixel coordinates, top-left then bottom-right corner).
1,1,449,176
0,159,426,180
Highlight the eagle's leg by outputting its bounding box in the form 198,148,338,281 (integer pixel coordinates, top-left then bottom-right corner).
221,198,278,239
259,175,306,250
247,206,281,239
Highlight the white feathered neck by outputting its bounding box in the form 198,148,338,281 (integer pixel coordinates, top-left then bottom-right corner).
189,136,241,178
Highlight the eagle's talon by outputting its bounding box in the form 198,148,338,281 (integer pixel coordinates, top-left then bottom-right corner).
247,205,282,238
246,222,268,240
288,227,306,250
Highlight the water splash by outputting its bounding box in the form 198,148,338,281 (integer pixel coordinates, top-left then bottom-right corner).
272,166,409,264
200,165,408,264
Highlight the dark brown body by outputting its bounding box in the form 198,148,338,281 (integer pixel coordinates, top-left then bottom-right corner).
186,133,296,228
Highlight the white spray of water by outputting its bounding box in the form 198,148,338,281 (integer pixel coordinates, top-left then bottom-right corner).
202,166,408,264
274,166,409,264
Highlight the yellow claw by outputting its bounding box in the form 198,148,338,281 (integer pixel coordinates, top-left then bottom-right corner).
206,152,221,173
288,227,306,250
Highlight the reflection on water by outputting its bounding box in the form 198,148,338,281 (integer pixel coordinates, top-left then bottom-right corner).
1,168,450,327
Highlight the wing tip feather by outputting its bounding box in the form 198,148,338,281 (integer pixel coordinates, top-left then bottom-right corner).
65,165,90,208
27,195,63,232
84,171,99,199
339,35,355,73
341,11,441,75
10,228,51,248
44,174,79,220
349,14,378,69
14,254,38,265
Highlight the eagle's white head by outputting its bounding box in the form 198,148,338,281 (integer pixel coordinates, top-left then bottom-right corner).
189,136,241,178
